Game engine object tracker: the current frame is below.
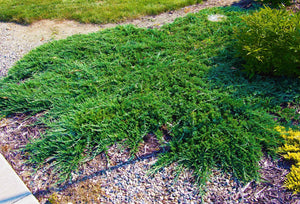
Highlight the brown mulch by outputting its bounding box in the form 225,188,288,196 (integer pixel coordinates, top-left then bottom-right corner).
1,112,300,203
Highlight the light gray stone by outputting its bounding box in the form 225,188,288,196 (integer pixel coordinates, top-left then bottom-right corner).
208,14,227,22
0,154,39,204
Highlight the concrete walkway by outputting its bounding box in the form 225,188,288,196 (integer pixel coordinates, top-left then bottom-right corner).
0,154,39,204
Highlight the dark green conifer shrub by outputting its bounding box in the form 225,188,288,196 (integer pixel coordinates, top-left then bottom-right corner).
234,7,300,77
255,0,293,7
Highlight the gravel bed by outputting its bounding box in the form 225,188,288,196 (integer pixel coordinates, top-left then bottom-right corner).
1,104,300,203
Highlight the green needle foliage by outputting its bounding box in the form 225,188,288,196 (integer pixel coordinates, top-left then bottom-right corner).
234,7,300,77
0,7,299,184
0,0,202,24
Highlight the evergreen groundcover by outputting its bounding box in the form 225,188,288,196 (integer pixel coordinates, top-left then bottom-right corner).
0,7,299,184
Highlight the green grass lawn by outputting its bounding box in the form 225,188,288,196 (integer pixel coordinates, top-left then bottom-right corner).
0,0,202,24
0,7,299,185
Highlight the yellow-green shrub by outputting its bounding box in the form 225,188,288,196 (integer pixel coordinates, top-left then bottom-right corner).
277,126,300,193
234,7,300,77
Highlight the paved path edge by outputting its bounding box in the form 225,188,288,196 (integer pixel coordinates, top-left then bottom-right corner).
0,154,39,204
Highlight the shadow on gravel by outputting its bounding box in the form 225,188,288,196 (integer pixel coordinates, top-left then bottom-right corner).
231,0,255,9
